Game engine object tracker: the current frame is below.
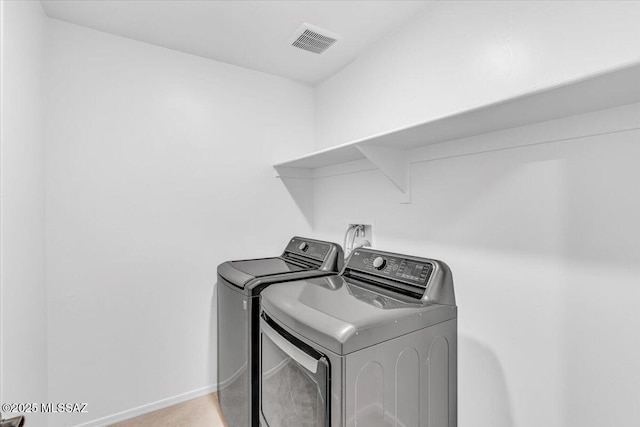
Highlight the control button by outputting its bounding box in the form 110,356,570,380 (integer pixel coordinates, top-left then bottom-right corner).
298,242,309,252
372,257,386,270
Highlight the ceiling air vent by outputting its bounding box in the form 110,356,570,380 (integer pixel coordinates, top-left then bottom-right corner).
289,23,340,54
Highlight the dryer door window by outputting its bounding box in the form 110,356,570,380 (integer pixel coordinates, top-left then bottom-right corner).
261,314,330,427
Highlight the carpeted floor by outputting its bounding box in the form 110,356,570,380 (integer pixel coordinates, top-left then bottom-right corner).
108,393,227,427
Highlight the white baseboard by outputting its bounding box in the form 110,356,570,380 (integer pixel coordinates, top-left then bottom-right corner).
73,384,218,427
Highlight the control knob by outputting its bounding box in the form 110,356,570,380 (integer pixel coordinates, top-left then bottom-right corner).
372,256,386,270
298,242,309,252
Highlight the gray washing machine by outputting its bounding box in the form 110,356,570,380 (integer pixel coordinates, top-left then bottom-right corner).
260,248,457,427
217,236,343,427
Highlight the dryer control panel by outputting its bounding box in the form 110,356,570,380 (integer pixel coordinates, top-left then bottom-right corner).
343,248,455,305
346,249,434,289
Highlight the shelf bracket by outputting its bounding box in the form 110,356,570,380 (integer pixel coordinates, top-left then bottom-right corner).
356,145,411,203
273,166,314,227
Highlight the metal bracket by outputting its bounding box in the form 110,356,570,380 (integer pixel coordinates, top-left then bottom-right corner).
356,145,411,203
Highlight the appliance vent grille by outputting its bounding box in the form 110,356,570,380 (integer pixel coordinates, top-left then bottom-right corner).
290,24,340,54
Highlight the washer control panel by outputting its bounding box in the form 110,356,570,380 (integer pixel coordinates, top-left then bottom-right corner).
285,237,330,261
347,249,433,287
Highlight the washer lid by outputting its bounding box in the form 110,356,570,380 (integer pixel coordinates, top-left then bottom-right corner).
230,257,309,277
260,276,457,355
218,257,310,290
216,236,344,293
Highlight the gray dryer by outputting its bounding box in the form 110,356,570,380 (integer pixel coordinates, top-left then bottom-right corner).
260,248,457,427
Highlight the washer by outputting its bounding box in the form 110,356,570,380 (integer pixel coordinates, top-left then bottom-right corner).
260,248,457,427
217,236,343,427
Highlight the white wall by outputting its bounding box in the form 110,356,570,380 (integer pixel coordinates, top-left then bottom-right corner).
44,19,314,426
315,0,640,149
0,1,48,425
313,104,640,427
312,2,640,426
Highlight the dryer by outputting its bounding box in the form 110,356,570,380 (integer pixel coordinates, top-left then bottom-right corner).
259,248,457,427
217,236,343,427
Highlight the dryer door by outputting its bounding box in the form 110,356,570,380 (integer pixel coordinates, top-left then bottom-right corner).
261,313,330,427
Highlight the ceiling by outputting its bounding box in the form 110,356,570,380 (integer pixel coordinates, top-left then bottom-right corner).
41,0,432,85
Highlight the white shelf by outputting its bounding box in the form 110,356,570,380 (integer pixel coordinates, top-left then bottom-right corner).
274,61,640,222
